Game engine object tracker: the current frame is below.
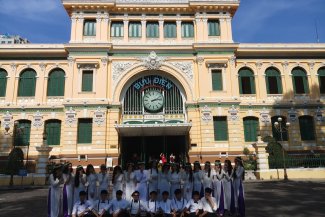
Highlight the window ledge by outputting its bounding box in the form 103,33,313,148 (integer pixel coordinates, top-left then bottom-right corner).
267,94,283,96
77,143,92,146
210,90,226,93
78,92,96,94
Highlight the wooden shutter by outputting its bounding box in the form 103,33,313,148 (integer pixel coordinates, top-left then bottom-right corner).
181,22,194,38
18,69,36,97
82,71,93,92
0,69,7,97
84,20,96,36
292,68,309,94
146,22,159,38
243,117,259,142
46,120,61,145
299,116,315,141
129,22,141,37
213,117,228,141
211,70,223,91
265,68,282,94
208,20,220,36
111,22,124,37
164,22,177,38
239,68,255,94
47,69,65,96
77,119,93,144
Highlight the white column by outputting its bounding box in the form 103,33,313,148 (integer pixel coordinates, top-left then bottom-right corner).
176,20,182,42
34,139,53,185
96,14,102,42
159,15,164,42
141,19,146,43
70,12,77,43
123,14,129,42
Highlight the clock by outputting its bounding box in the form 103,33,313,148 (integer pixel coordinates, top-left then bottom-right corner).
143,90,164,112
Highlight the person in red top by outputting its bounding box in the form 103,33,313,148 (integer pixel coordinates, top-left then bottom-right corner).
160,153,167,164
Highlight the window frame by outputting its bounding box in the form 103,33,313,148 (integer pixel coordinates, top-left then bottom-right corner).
243,117,259,142
299,116,316,141
83,19,97,37
47,69,65,97
18,69,37,97
45,120,62,146
111,21,124,37
265,67,283,94
213,116,229,141
146,22,159,38
238,68,256,95
208,20,220,36
164,22,177,38
77,118,93,144
181,22,194,38
292,68,309,94
0,69,8,97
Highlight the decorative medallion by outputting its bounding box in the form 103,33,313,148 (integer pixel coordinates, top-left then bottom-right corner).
140,51,166,70
33,110,43,128
315,107,323,122
94,107,106,126
66,107,77,126
259,108,270,124
288,107,297,122
112,61,138,81
169,61,194,81
201,105,212,123
2,111,13,129
228,105,239,121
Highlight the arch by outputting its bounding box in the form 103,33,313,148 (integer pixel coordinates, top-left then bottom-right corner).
18,68,37,97
0,68,8,97
15,120,32,146
238,67,256,94
45,119,62,146
299,115,315,141
47,68,65,97
113,64,193,103
265,67,283,94
291,67,309,94
271,116,288,141
317,67,325,94
243,116,259,142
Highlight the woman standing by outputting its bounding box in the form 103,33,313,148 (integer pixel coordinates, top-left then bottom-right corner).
192,161,203,195
97,164,109,197
233,157,245,217
48,164,64,217
73,165,87,203
181,162,193,201
223,160,235,215
86,164,98,201
158,163,171,200
148,160,159,194
202,161,214,190
112,165,124,199
62,162,74,217
124,162,136,201
213,160,225,216
170,163,181,198
135,161,149,201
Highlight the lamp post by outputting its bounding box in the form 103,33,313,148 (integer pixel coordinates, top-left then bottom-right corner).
273,117,290,180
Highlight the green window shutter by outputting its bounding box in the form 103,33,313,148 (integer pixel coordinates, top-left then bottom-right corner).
164,22,177,38
18,69,36,97
181,22,194,38
84,20,96,36
239,68,255,94
318,68,325,94
265,68,283,94
208,20,220,36
16,120,31,146
46,120,61,145
129,22,142,38
292,68,309,94
77,119,93,144
146,22,159,38
250,76,256,94
243,117,259,142
299,116,315,141
47,69,65,96
211,70,223,91
111,22,124,37
82,71,93,92
213,117,228,141
0,69,7,97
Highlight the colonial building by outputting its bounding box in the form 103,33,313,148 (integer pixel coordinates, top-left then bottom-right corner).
0,0,325,168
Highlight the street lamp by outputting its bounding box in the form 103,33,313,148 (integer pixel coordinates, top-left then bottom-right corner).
273,117,290,180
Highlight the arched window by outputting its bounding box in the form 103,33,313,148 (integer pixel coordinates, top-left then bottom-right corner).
45,120,61,145
318,67,325,94
271,116,288,141
18,69,37,97
47,69,65,96
243,117,259,142
239,68,256,94
0,69,8,97
265,67,283,94
292,67,309,94
299,116,316,141
15,120,31,146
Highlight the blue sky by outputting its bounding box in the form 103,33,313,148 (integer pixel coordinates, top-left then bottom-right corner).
0,0,324,43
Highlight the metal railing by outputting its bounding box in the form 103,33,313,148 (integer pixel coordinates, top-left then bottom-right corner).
268,155,325,169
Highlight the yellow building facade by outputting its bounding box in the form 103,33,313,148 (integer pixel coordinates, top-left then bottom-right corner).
0,0,325,168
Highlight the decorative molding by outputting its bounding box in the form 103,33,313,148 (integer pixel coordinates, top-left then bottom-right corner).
77,63,99,69
196,56,204,65
259,108,270,124
207,63,227,68
94,107,106,126
228,105,239,121
112,61,138,81
101,57,109,67
229,56,236,66
65,107,77,126
282,61,289,69
2,111,13,129
10,63,17,72
33,110,43,128
168,61,193,81
315,107,323,122
255,61,263,70
39,62,47,72
67,57,75,67
287,107,297,122
201,105,212,123
139,51,166,70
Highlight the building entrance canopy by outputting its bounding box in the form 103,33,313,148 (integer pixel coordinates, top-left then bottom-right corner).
115,123,191,136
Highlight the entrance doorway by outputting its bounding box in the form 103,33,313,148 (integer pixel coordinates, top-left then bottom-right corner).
120,135,188,168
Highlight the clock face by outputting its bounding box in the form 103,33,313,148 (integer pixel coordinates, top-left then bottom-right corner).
143,90,164,112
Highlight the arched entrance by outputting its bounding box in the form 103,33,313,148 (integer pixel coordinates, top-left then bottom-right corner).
115,71,191,167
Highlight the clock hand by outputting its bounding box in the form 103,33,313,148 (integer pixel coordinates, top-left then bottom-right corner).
151,97,162,102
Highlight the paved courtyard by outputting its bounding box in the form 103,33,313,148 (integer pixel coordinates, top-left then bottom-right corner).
0,180,325,217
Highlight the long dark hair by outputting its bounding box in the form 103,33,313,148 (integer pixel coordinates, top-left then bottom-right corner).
234,157,245,180
185,164,193,182
171,164,179,174
150,161,158,174
112,165,122,184
52,165,61,180
225,160,233,176
204,161,211,177
62,163,72,174
86,164,95,176
74,166,85,187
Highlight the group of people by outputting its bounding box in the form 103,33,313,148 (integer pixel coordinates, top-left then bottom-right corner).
48,157,245,217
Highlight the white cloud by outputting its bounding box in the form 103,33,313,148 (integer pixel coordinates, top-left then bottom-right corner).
0,0,60,21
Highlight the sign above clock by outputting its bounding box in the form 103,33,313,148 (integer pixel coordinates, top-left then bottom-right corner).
133,76,174,91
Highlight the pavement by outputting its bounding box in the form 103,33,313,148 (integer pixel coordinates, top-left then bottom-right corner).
0,180,325,217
